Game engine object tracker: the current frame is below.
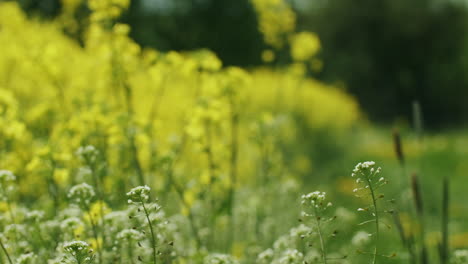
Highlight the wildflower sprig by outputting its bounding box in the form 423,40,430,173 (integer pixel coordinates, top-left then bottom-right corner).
0,170,15,184
352,161,386,196
127,185,150,204
204,253,239,264
127,186,158,264
61,217,84,240
62,240,95,264
0,170,15,201
116,229,145,262
76,146,100,167
0,234,13,264
0,170,16,263
68,183,96,209
452,249,468,264
0,170,16,221
76,145,109,252
16,252,37,264
351,161,390,264
68,183,103,263
300,191,335,264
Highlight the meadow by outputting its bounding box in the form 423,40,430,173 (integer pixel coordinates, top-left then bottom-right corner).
0,0,467,263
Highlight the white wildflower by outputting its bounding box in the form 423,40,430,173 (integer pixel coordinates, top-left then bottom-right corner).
351,231,371,247
68,183,95,208
126,185,151,203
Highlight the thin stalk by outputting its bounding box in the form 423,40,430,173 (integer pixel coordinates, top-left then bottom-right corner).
0,240,12,264
124,83,146,187
3,195,14,224
314,208,327,264
392,211,416,264
204,120,216,187
164,143,203,249
141,200,157,264
411,173,428,264
204,120,217,248
396,156,416,263
33,224,49,262
111,46,145,186
228,106,238,212
258,138,271,186
88,162,108,249
171,179,202,249
127,239,135,264
440,177,449,264
227,96,239,249
88,212,102,264
2,192,17,254
128,128,145,186
47,162,60,216
366,177,379,264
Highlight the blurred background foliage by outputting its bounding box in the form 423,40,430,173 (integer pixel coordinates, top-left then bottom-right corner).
12,0,468,128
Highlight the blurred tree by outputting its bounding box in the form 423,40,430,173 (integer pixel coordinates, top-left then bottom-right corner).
15,0,61,17
298,0,468,127
120,0,265,66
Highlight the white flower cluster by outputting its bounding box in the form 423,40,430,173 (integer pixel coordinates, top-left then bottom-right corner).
64,240,90,252
0,170,16,182
16,252,36,264
63,241,94,263
25,210,45,222
127,185,151,204
0,170,15,200
116,228,145,241
351,231,371,247
76,145,99,164
68,183,95,207
351,161,381,178
301,191,331,209
453,249,468,264
257,248,274,264
351,161,384,194
4,224,26,239
204,253,239,264
258,221,343,264
289,224,312,240
60,217,83,231
278,249,304,264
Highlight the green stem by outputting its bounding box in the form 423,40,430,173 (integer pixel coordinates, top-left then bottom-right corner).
88,212,102,264
366,177,379,264
112,46,145,186
204,120,217,248
48,162,60,217
89,162,108,249
2,195,16,254
128,239,135,264
440,177,449,264
314,208,327,264
141,201,157,264
166,152,203,249
227,96,239,250
0,240,12,264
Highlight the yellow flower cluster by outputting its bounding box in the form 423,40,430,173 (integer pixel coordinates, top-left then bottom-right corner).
88,0,130,22
250,0,296,48
248,67,359,129
289,32,321,62
251,0,323,69
0,1,359,200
